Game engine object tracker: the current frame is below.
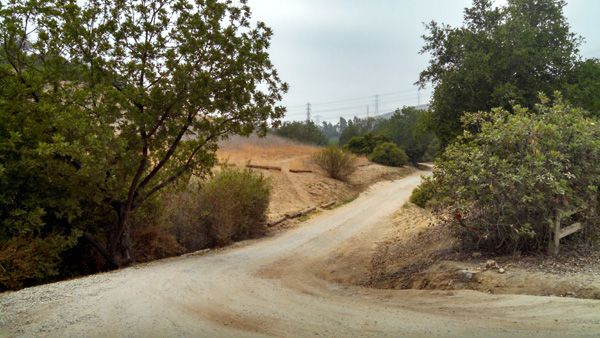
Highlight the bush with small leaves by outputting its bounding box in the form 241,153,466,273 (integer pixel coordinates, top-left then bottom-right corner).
368,142,409,167
426,96,600,253
410,177,436,208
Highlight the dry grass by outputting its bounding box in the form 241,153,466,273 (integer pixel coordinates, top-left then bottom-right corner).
218,134,320,166
217,133,415,224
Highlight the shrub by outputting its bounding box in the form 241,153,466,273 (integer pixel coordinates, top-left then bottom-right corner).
368,142,409,167
427,96,600,253
345,133,389,155
200,169,271,246
131,226,184,263
410,177,436,208
127,194,185,262
313,146,357,181
0,234,78,290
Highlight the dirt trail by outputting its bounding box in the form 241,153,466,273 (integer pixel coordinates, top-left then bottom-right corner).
2,172,600,337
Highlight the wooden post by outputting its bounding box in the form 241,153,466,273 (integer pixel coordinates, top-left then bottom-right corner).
548,212,561,256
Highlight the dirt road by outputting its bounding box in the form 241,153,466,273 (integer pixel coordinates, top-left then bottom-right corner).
2,172,600,337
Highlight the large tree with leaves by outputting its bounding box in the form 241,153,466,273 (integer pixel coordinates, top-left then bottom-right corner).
563,58,600,117
0,0,287,276
417,0,581,146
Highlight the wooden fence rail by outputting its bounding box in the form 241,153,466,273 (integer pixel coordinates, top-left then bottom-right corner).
548,209,585,255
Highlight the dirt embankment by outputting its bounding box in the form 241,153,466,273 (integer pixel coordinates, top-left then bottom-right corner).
217,134,414,222
357,203,600,300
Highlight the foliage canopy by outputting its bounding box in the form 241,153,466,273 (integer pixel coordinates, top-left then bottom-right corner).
423,96,600,253
0,0,286,287
418,0,581,145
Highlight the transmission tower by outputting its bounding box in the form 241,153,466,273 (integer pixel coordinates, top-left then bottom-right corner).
306,102,311,122
374,94,379,116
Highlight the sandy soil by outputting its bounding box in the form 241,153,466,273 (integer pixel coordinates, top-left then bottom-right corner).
2,172,600,337
217,134,413,220
367,203,600,300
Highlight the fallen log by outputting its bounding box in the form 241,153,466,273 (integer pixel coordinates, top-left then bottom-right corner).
285,206,317,219
267,216,287,227
320,201,336,209
289,169,313,173
246,164,282,171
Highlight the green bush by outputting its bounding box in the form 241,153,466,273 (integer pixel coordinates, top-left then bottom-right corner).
345,133,389,155
410,177,436,208
368,142,409,167
313,146,357,181
427,96,600,253
200,168,271,246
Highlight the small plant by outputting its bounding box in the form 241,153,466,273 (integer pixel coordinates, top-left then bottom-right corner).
313,146,357,181
410,177,436,208
368,142,409,167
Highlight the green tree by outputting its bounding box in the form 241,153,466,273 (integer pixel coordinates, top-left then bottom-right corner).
0,0,287,274
345,133,389,155
563,59,600,116
376,107,439,163
417,0,581,145
338,116,379,145
273,121,327,145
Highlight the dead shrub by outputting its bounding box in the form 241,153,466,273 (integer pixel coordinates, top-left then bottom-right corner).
127,194,187,261
313,146,357,181
131,226,184,262
0,234,76,290
162,188,213,252
200,168,271,246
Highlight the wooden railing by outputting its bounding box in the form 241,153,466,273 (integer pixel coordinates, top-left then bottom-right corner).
548,208,585,255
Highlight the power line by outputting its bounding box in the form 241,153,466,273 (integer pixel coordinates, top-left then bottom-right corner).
285,93,419,117
285,88,418,109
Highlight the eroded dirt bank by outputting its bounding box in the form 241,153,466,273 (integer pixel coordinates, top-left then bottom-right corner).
1,172,600,337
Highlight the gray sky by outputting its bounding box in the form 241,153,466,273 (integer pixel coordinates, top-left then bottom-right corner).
247,0,600,122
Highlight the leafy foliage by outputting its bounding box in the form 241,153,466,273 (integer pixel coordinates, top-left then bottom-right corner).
338,117,380,145
418,0,581,145
0,0,286,287
563,59,600,117
345,133,390,155
313,147,357,181
273,121,327,145
424,97,600,253
409,177,437,208
377,107,440,163
368,142,409,167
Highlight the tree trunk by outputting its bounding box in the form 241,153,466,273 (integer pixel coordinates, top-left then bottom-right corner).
107,204,133,267
82,234,119,269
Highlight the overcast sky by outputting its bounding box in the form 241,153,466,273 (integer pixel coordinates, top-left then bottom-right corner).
247,0,600,122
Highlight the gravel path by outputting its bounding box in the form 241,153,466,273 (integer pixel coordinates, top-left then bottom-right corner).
2,172,600,337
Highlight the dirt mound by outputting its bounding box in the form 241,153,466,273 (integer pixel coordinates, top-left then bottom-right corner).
364,204,600,300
